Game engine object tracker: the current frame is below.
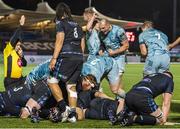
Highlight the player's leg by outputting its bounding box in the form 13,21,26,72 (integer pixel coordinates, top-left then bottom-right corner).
143,57,156,76
114,55,125,89
66,61,83,123
107,60,125,113
124,90,160,126
20,80,51,119
158,53,170,73
47,58,69,122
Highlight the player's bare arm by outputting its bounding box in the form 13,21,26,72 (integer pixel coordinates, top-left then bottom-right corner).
162,93,172,123
108,39,129,56
49,32,65,70
168,37,180,50
140,44,147,56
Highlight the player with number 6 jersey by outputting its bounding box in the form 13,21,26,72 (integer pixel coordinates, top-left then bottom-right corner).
139,21,170,76
47,3,85,123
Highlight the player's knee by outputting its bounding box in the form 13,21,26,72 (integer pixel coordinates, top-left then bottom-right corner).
20,106,31,119
47,77,59,84
66,84,77,98
76,107,84,121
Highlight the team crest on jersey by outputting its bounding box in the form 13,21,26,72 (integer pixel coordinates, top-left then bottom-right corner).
17,58,22,67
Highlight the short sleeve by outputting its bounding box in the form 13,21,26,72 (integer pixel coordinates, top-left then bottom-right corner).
139,33,145,44
56,21,64,33
117,27,127,42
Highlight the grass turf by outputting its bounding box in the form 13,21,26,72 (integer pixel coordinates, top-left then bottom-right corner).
0,63,180,128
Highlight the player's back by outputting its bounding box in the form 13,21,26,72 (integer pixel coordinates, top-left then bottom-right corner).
140,28,168,56
26,59,50,87
133,73,174,98
82,56,114,83
56,19,83,54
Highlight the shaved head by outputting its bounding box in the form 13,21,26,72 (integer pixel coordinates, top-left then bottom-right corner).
99,19,111,34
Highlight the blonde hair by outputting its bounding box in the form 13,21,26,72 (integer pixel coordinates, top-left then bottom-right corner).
84,7,94,14
141,21,154,29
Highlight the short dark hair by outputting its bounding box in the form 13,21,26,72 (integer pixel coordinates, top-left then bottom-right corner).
56,2,73,21
83,74,97,86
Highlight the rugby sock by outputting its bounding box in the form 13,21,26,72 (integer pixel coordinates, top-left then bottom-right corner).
57,100,66,113
135,115,156,125
68,108,77,118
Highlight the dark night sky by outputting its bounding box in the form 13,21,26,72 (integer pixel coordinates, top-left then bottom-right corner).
2,0,180,41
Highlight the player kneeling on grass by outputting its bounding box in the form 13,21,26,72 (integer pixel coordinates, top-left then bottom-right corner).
119,71,174,126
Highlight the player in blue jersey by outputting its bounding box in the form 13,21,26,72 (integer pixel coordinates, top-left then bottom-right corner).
83,7,101,60
98,19,129,98
120,72,174,126
139,21,170,76
25,59,50,87
81,56,125,113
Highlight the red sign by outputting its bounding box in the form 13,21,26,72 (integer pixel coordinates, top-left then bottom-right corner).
126,32,135,42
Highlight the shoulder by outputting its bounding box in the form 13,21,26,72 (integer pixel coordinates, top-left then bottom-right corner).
113,25,125,32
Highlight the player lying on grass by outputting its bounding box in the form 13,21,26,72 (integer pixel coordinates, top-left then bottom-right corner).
76,90,125,125
119,71,174,126
0,78,50,117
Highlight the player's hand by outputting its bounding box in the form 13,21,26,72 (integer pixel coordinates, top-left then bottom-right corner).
168,44,173,51
92,13,97,20
99,50,104,56
49,58,57,71
108,49,115,56
19,15,26,26
17,47,23,58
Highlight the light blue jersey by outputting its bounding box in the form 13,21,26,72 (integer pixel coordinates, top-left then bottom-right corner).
86,30,100,56
139,28,169,57
139,28,170,75
25,59,50,87
99,25,127,74
82,56,119,85
99,25,127,52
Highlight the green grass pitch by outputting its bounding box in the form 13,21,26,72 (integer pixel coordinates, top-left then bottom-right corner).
0,63,180,128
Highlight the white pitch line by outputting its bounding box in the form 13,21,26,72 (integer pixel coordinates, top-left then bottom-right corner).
172,99,180,102
165,122,180,125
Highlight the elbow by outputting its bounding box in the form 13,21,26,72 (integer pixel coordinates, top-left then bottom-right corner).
141,51,147,56
126,43,129,50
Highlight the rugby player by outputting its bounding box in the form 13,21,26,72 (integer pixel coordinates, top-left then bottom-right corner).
122,72,174,126
139,21,170,76
48,3,84,123
83,7,101,60
98,19,128,100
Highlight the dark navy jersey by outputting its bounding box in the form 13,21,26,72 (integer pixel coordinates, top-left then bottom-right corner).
56,19,83,55
132,73,174,98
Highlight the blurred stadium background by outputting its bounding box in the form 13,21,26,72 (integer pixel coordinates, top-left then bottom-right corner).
0,0,179,127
